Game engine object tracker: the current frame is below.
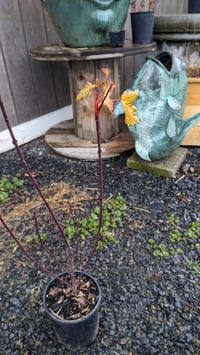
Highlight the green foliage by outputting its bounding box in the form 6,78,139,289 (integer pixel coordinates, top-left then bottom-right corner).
64,195,127,248
148,214,200,269
186,258,200,274
0,175,24,202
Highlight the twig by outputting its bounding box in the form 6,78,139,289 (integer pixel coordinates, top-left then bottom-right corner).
33,211,68,275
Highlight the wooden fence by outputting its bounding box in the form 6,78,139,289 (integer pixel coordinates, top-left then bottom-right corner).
0,0,188,133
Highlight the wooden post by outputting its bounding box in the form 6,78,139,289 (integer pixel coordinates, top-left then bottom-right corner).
68,58,120,142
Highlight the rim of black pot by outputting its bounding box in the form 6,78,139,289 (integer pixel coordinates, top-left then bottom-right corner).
130,11,154,15
43,271,102,324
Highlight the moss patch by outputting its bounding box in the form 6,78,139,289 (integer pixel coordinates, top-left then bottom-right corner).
127,148,188,177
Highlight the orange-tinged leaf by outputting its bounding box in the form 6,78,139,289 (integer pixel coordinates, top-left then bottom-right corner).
76,82,96,101
95,78,102,86
102,68,111,79
103,82,116,113
76,68,116,114
104,96,114,113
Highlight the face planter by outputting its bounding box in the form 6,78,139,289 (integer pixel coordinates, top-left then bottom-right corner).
42,0,130,47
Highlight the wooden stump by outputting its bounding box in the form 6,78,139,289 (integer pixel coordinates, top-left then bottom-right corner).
30,42,156,159
68,58,120,142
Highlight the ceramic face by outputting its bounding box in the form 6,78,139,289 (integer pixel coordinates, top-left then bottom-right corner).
43,0,130,47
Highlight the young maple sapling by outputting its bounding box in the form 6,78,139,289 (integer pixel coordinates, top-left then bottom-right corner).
0,68,138,294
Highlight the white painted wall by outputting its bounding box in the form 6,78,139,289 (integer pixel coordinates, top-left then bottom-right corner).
0,105,72,154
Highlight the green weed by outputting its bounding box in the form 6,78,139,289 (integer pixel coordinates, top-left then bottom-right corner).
64,195,127,248
148,214,200,271
0,175,24,202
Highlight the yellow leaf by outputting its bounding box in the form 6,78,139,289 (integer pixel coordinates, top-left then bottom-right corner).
76,82,96,101
121,89,139,126
121,89,139,106
124,106,138,126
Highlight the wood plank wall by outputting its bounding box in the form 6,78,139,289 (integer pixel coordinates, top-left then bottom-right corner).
0,0,70,132
0,0,188,133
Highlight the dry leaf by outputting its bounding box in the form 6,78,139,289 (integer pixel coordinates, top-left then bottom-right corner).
77,297,87,305
48,287,62,297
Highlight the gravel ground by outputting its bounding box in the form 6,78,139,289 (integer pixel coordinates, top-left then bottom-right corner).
0,138,200,355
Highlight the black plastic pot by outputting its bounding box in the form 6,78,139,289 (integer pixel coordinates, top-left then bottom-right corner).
188,0,200,13
109,30,125,47
43,271,101,351
130,11,154,43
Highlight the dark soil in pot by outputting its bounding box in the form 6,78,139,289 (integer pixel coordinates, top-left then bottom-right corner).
44,271,101,351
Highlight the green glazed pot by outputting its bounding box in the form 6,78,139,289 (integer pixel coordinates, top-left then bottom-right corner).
42,0,130,47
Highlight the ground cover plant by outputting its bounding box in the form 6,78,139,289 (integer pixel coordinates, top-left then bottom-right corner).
148,213,200,273
0,175,24,202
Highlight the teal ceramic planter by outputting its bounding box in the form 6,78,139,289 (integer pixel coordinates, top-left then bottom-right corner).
114,51,200,161
42,0,130,47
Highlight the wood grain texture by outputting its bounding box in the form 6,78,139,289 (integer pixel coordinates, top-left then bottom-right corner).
43,5,70,107
0,45,17,131
0,0,70,133
19,0,57,114
45,120,134,160
0,0,39,122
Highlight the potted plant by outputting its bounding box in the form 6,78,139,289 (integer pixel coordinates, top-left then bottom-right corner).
108,29,126,48
188,0,200,13
0,70,138,351
130,0,159,43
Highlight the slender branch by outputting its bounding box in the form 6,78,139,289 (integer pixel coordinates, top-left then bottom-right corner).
0,71,116,291
0,97,75,284
33,211,68,274
0,98,70,250
80,83,115,276
98,83,114,112
0,214,71,287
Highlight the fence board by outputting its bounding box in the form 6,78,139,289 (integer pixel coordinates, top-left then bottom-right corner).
19,0,57,115
0,0,39,123
157,0,188,14
0,44,18,131
43,6,70,107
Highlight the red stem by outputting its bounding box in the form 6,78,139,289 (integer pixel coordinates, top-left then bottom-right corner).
80,83,114,276
33,211,69,274
0,97,75,287
0,78,115,290
0,214,71,287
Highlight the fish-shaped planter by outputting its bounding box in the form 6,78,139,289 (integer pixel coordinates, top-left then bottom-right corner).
115,51,200,161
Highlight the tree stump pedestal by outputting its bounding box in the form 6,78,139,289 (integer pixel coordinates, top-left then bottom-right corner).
30,41,155,159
